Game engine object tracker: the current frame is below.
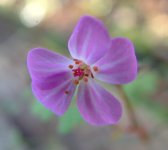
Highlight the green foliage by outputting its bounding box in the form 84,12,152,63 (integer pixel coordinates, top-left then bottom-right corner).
111,27,153,56
31,100,53,121
124,71,158,100
31,96,83,134
42,32,68,53
58,103,83,134
124,71,168,121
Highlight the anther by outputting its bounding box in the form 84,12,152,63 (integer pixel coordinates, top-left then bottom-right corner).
68,65,74,69
93,66,99,72
73,59,82,65
83,77,88,83
65,91,69,94
85,74,89,77
74,80,79,85
73,59,79,61
75,60,82,65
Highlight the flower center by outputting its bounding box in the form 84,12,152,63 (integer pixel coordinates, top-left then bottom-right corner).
72,68,84,77
68,59,99,85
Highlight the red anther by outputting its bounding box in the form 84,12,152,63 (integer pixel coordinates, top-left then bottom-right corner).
65,91,69,94
73,58,79,61
85,74,89,77
73,58,82,65
93,66,99,72
83,77,88,83
75,61,80,64
74,80,79,85
68,65,74,69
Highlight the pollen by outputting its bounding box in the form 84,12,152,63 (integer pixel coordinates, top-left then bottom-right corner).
93,66,99,72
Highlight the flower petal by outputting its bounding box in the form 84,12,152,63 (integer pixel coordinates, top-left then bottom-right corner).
77,80,122,126
68,16,110,65
93,37,138,84
32,78,76,115
27,48,73,80
27,48,75,115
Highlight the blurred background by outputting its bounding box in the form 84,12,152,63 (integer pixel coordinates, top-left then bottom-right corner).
0,0,168,150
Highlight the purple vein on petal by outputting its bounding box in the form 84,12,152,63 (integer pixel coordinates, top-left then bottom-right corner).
68,16,110,65
77,80,122,125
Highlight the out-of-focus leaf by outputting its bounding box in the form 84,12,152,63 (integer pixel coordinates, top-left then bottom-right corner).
111,28,153,56
31,100,53,121
58,102,82,134
124,71,168,121
124,71,158,100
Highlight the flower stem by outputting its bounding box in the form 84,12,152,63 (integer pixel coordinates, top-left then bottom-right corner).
116,85,149,142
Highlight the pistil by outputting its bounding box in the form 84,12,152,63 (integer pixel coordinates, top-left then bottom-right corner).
68,59,95,85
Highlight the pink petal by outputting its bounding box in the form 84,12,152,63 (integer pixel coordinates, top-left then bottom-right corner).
27,48,75,115
77,80,122,126
68,16,110,65
27,48,73,80
32,79,76,115
93,37,138,84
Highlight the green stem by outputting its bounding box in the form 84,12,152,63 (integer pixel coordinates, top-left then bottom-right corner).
116,85,149,142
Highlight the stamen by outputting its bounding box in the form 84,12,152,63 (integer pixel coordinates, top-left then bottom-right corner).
73,58,82,65
65,90,69,94
74,80,79,85
68,65,74,69
69,59,96,84
83,77,88,83
75,61,81,65
73,58,79,61
93,66,99,72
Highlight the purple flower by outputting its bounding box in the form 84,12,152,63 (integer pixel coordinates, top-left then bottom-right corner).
27,16,137,126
